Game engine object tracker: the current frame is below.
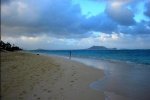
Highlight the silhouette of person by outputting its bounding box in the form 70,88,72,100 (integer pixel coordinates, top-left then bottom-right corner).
69,50,72,59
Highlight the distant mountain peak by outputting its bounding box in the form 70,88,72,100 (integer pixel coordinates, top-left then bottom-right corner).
36,48,46,50
87,46,117,50
87,46,107,50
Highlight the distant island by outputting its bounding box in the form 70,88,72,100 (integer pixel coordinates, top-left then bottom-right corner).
35,48,46,51
33,46,117,51
33,46,150,51
87,46,117,50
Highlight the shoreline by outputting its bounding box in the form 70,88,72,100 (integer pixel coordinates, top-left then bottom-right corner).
2,51,150,100
29,50,150,65
1,51,105,100
29,50,149,66
33,51,150,100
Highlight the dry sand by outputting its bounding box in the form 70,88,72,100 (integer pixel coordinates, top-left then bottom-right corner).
1,51,104,100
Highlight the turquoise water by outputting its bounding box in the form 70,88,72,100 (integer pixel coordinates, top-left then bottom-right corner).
30,50,150,65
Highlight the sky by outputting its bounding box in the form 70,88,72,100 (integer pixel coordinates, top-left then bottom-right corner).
1,0,150,50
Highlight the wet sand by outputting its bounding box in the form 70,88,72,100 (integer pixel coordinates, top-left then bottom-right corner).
73,57,150,100
1,51,104,100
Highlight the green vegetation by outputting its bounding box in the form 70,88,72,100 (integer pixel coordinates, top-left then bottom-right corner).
0,40,22,51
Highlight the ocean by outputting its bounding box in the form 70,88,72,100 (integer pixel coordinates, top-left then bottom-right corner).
29,49,150,100
30,50,150,65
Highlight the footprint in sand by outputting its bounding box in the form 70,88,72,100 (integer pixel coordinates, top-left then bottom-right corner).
70,80,74,83
51,82,55,85
72,74,74,76
75,78,78,80
36,75,39,77
43,89,47,91
54,78,58,81
36,81,39,84
47,90,51,93
41,85,44,88
70,84,73,86
37,97,40,100
72,75,75,77
19,93,23,96
19,90,26,99
33,94,36,96
60,88,64,90
22,90,26,94
48,97,51,100
19,96,23,100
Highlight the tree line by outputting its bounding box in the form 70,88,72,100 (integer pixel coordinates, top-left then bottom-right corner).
0,40,22,51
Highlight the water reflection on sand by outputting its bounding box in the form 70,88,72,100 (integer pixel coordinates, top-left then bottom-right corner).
72,57,150,100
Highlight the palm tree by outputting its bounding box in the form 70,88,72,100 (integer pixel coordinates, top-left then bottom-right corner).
0,40,22,51
0,41,6,49
5,42,12,51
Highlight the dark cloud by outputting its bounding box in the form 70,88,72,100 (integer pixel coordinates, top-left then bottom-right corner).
119,21,150,35
133,21,150,34
105,1,136,26
1,0,86,38
1,0,118,38
144,1,150,17
1,0,149,39
1,0,11,4
81,14,118,33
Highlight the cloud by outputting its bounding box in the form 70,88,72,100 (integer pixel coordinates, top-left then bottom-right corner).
2,32,150,50
1,0,87,38
0,0,127,39
1,0,11,4
81,13,118,33
1,0,119,38
105,0,136,26
1,0,149,45
144,1,150,17
118,20,150,35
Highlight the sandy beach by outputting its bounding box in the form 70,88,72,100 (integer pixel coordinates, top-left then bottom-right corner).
1,51,104,100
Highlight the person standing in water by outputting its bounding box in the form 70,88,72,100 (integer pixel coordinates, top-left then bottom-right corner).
69,50,72,59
